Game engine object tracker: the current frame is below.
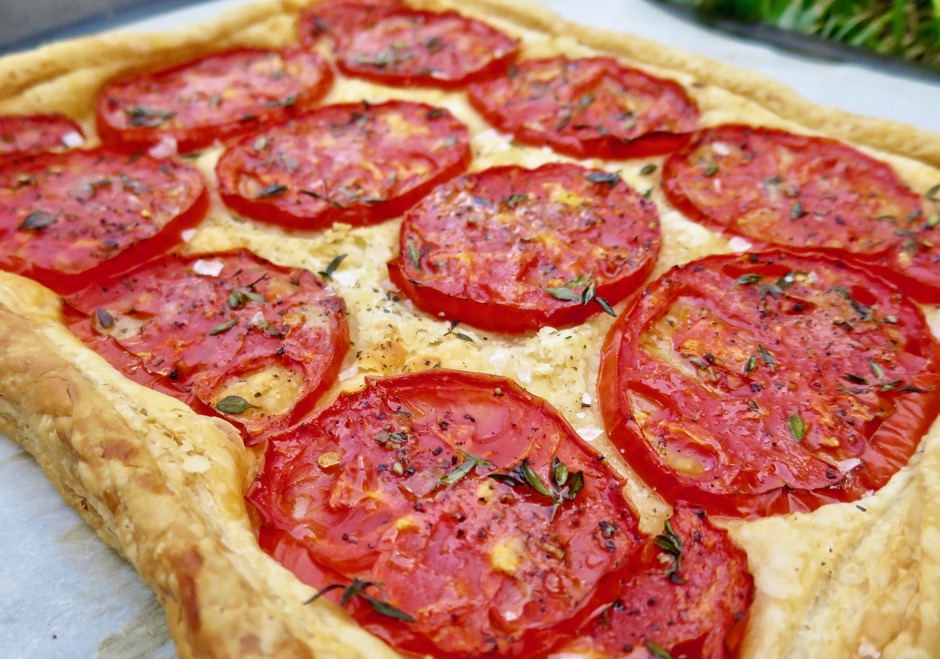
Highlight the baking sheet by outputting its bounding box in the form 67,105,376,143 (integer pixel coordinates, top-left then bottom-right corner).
0,1,938,656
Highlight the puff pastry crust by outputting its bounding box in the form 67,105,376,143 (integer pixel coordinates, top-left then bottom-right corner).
1,1,938,657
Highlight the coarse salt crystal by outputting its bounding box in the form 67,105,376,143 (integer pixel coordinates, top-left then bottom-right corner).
728,236,753,253
193,259,224,276
60,131,85,148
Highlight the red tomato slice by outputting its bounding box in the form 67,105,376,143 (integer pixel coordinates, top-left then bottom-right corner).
216,101,472,229
297,0,405,49
249,370,752,656
0,114,84,161
96,48,333,153
388,163,661,332
538,503,753,659
0,147,208,294
65,250,349,443
468,57,699,159
599,250,940,518
330,8,518,88
662,124,940,303
249,369,644,655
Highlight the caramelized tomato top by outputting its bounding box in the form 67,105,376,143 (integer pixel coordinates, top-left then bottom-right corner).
599,250,940,518
662,124,940,303
298,0,405,48
332,8,519,88
216,101,471,229
250,370,752,657
66,250,349,443
0,147,207,294
388,163,661,332
468,57,699,159
96,48,333,153
0,114,84,161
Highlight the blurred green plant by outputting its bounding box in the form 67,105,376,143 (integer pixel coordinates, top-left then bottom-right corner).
662,0,940,70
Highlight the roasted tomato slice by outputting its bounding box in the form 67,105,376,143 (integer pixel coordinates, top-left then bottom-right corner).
330,7,518,88
661,124,940,303
388,163,661,332
599,250,940,518
468,57,699,160
0,114,84,161
298,0,406,49
540,503,753,659
66,249,349,443
248,370,753,657
249,369,640,656
216,101,471,229
96,48,333,153
0,147,207,294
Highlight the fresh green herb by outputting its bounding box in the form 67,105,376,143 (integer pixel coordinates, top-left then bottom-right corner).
595,296,617,317
520,460,553,496
842,373,868,385
256,183,288,198
252,134,269,152
787,412,806,442
424,36,444,52
439,450,494,486
546,286,581,301
491,457,584,519
19,210,56,231
504,193,528,208
744,354,758,375
318,254,347,280
300,189,343,208
425,108,446,119
305,579,414,622
228,287,266,309
657,0,940,72
454,333,474,342
215,395,257,415
640,163,657,176
790,201,807,219
654,518,683,580
735,273,764,287
123,105,175,128
584,170,621,187
555,113,572,131
758,344,776,372
925,183,940,202
565,471,584,500
645,640,676,659
703,161,719,177
208,318,238,335
353,48,415,68
550,456,569,488
870,359,885,380
406,242,422,269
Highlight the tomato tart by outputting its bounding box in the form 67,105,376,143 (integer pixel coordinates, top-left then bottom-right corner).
0,1,938,658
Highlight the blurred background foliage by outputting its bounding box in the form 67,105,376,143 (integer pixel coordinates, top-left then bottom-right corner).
658,0,940,71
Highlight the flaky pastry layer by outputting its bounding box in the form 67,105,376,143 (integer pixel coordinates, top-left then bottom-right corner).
1,1,938,657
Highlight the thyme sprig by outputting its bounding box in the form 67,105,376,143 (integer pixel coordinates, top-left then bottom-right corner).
305,578,415,622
